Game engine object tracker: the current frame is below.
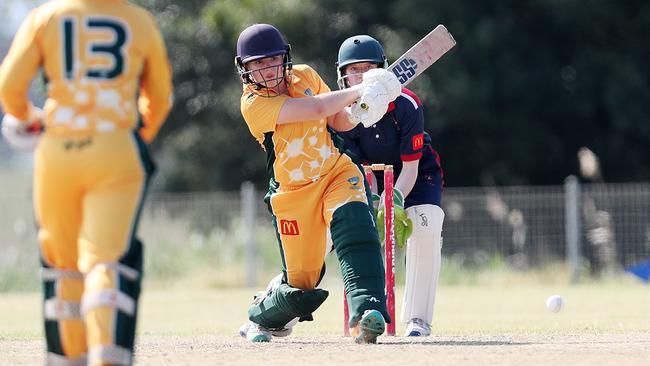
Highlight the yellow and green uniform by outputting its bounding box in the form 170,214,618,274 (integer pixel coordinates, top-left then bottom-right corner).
240,65,389,327
0,0,172,364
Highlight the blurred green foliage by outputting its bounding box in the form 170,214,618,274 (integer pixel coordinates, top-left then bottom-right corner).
134,0,649,191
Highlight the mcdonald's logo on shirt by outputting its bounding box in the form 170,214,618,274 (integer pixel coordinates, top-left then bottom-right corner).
280,219,300,235
412,133,424,150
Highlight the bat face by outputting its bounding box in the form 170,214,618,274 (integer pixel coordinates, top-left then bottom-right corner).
388,25,456,86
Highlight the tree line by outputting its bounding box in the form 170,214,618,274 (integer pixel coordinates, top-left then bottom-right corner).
5,0,650,191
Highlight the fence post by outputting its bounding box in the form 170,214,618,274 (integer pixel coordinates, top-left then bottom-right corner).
564,175,582,284
241,181,257,287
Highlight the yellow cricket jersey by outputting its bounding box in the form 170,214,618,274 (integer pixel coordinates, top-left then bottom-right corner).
0,0,172,142
241,65,349,189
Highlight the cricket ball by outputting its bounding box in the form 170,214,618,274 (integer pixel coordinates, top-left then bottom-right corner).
546,294,563,313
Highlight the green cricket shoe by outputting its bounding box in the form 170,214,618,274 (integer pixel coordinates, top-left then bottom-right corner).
351,309,386,344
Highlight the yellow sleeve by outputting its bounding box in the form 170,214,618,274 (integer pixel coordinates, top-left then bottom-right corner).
137,13,173,143
241,92,289,141
0,9,43,120
310,67,331,95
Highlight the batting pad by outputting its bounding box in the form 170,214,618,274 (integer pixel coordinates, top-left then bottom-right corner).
249,284,329,329
331,201,390,326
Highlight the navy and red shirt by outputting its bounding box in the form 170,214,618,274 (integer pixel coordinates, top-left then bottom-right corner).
339,88,444,207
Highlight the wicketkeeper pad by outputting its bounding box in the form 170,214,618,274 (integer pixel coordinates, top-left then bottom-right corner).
401,204,444,324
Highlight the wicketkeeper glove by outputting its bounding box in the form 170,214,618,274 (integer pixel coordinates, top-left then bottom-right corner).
376,188,413,248
1,106,43,152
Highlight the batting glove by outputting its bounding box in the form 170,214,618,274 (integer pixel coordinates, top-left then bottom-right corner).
376,188,413,248
362,68,402,101
1,106,43,152
350,83,390,128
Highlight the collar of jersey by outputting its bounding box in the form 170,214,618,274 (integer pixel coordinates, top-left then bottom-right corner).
287,73,305,97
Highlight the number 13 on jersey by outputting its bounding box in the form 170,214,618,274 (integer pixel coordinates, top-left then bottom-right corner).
62,17,130,80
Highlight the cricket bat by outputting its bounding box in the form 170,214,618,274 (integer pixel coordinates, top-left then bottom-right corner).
359,25,455,110
388,24,456,86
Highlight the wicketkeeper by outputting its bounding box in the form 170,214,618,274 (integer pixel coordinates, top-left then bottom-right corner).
335,35,445,337
235,23,401,344
0,1,172,364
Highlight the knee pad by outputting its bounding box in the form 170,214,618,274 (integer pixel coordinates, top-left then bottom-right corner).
248,283,329,329
82,238,143,366
408,204,444,241
41,266,87,363
401,204,444,324
330,202,390,326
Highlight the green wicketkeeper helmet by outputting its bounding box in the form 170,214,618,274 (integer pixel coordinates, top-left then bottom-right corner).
336,35,388,89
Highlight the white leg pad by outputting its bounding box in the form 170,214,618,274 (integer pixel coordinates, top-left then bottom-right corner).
400,204,444,324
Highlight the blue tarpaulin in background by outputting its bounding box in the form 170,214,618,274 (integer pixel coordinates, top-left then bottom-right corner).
625,258,650,283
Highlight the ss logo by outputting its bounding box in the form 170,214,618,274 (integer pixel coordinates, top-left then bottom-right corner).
391,59,418,84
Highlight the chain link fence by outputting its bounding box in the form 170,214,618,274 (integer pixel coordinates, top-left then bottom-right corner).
2,178,649,290
442,180,650,276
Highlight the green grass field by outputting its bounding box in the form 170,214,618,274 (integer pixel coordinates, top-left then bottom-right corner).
2,275,649,337
150,278,650,336
2,273,649,365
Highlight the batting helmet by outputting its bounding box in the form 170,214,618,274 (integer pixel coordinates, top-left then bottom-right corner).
336,35,388,88
235,24,292,87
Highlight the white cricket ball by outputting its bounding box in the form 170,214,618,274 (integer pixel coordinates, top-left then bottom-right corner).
546,294,563,313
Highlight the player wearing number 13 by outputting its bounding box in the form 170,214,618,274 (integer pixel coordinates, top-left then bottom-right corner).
336,35,445,337
0,1,172,365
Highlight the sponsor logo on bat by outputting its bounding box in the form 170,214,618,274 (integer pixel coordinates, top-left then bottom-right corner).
392,58,418,84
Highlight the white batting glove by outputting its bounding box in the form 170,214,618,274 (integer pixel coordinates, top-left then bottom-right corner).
1,106,43,152
350,83,390,128
362,68,402,101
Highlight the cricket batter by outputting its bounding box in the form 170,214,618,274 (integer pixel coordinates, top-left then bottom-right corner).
235,23,401,343
0,0,172,364
335,35,445,337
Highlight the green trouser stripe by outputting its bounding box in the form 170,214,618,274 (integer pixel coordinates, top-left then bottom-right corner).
265,180,288,275
270,215,288,273
114,131,151,350
262,132,277,181
42,271,64,355
116,239,142,350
